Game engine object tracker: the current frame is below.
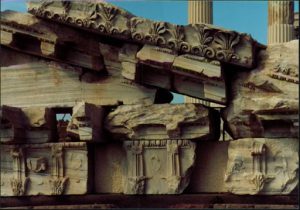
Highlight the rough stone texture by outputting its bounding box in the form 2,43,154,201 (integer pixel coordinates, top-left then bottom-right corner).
27,0,263,69
1,106,50,143
105,104,220,141
123,139,196,194
0,142,90,196
1,61,156,108
67,102,105,142
94,143,125,193
225,138,298,195
223,40,299,139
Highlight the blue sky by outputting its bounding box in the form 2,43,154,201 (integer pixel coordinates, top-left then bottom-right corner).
1,0,299,103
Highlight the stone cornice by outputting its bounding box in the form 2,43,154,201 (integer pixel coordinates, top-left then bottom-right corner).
27,0,265,69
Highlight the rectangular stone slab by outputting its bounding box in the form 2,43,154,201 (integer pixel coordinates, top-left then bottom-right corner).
0,142,90,196
0,61,156,108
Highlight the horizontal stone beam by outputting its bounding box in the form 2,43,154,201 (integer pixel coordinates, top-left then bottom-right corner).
27,0,265,68
0,60,156,108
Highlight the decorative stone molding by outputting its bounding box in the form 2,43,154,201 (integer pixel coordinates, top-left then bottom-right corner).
27,0,264,68
1,142,89,196
105,104,220,141
225,138,298,195
123,139,196,194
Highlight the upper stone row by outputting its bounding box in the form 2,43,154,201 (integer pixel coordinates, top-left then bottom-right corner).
27,0,265,69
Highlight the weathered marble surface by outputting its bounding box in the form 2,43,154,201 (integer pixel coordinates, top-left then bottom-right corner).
0,11,104,71
223,40,299,139
27,0,264,68
0,61,156,108
105,104,220,141
123,139,196,194
225,138,298,195
0,142,89,196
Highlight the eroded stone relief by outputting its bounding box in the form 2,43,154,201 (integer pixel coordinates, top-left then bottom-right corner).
124,139,196,194
225,138,298,195
0,142,89,196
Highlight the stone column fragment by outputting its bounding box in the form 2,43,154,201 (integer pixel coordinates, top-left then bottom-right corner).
188,0,213,24
268,1,295,44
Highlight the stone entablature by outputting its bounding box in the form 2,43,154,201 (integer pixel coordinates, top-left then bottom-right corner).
27,0,264,69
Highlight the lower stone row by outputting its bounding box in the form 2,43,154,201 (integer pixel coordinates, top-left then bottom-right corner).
1,138,298,196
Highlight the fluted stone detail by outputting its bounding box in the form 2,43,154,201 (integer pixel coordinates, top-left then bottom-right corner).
186,0,214,105
188,0,213,24
268,1,295,44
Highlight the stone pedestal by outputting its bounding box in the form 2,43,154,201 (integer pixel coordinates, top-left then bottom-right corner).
268,1,295,44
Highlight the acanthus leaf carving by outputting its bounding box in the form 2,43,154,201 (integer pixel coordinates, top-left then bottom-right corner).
192,24,215,59
214,31,241,62
146,21,167,46
27,0,261,68
49,177,69,195
167,25,190,52
10,177,29,196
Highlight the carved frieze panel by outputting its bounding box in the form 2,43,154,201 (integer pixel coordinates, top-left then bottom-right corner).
27,0,264,68
123,139,196,194
105,103,220,141
225,138,298,195
0,142,89,196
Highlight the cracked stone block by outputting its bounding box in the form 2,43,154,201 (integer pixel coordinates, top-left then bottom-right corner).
223,40,299,139
105,103,220,141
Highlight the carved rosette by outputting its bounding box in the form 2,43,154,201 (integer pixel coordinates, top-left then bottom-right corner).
27,0,261,68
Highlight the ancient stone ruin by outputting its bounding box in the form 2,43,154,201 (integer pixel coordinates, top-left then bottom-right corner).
0,0,298,209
